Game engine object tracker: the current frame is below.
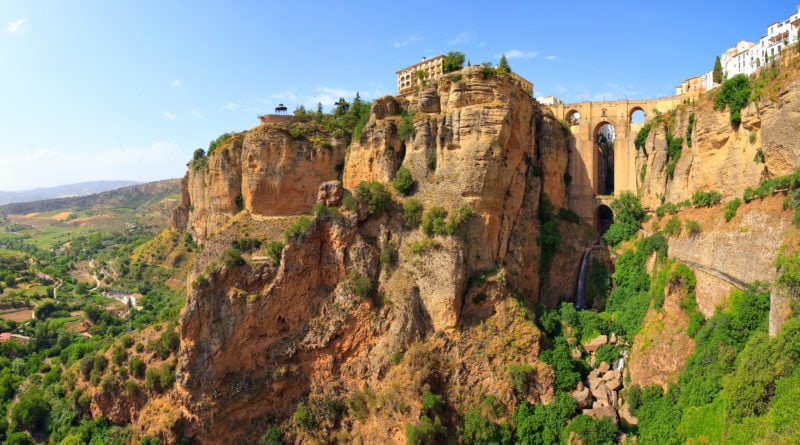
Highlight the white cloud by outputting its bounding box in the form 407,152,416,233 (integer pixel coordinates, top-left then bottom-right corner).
303,86,358,109
7,18,28,33
190,109,206,120
448,32,471,45
393,35,420,48
545,55,558,61
171,79,182,87
500,49,539,59
162,111,177,120
219,102,239,112
0,142,187,190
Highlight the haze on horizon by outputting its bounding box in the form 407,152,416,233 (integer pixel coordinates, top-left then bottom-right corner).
1,0,797,191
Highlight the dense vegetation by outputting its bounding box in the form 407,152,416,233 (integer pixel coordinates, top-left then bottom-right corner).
0,192,191,443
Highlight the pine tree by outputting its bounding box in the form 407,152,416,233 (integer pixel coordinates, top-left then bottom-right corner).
713,56,723,84
498,54,511,73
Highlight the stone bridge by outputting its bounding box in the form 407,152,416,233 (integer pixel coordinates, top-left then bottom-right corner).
546,96,688,230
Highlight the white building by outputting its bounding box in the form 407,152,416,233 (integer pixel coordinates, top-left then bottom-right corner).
684,5,800,93
537,96,562,106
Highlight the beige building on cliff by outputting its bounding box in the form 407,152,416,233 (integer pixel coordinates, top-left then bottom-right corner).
396,55,445,94
396,55,534,96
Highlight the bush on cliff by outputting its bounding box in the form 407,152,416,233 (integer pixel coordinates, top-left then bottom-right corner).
284,216,313,243
354,181,391,216
603,192,644,246
392,167,414,196
402,198,423,228
714,74,751,126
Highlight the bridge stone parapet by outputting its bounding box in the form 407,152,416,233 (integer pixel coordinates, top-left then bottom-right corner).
546,95,688,228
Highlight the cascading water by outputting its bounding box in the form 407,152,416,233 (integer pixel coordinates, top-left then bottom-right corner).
574,250,591,310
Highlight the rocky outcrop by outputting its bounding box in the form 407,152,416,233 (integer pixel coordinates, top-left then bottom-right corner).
182,124,347,239
638,74,800,209
169,67,575,443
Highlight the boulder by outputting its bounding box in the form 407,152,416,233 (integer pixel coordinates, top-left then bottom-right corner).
317,180,344,207
571,386,593,409
582,334,608,353
589,381,611,406
582,405,619,424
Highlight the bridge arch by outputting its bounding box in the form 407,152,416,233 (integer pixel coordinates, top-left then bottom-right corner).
595,204,613,236
565,109,581,126
593,121,615,196
629,107,646,124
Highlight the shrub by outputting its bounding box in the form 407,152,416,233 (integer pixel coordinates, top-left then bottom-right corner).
514,392,576,444
402,199,423,228
259,426,283,445
392,167,414,195
724,198,743,221
112,346,127,367
294,403,316,430
421,391,445,413
232,237,262,252
563,415,617,445
507,363,535,395
635,119,655,151
480,63,496,79
422,207,448,236
284,216,313,243
288,126,304,139
379,243,398,270
663,216,682,237
410,237,439,254
714,74,751,125
406,415,445,445
266,241,284,263
595,344,618,368
426,148,437,170
398,109,416,141
558,207,580,223
354,181,392,216
222,248,245,268
686,113,696,147
140,436,163,445
352,274,373,298
692,190,722,207
159,362,175,390
391,352,403,365
684,219,701,236
145,367,161,392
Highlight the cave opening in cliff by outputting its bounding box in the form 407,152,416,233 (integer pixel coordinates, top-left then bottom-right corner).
595,205,613,236
595,123,615,195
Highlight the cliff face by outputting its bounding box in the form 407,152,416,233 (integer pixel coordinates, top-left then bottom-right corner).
345,66,569,295
637,75,800,209
169,67,578,443
178,124,347,239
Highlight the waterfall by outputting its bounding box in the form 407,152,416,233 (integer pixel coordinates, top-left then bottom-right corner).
574,250,591,310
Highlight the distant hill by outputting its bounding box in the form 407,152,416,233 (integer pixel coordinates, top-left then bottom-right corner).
0,179,181,217
0,180,142,206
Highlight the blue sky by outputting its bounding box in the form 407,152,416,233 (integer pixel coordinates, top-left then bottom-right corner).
1,0,798,190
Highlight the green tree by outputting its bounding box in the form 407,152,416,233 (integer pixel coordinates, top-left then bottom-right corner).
497,54,511,73
392,167,414,195
713,56,723,84
443,51,466,73
333,97,349,117
11,390,50,433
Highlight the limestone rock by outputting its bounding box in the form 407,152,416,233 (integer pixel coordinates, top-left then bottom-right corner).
582,334,608,354
582,405,619,424
317,180,344,207
572,385,593,409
